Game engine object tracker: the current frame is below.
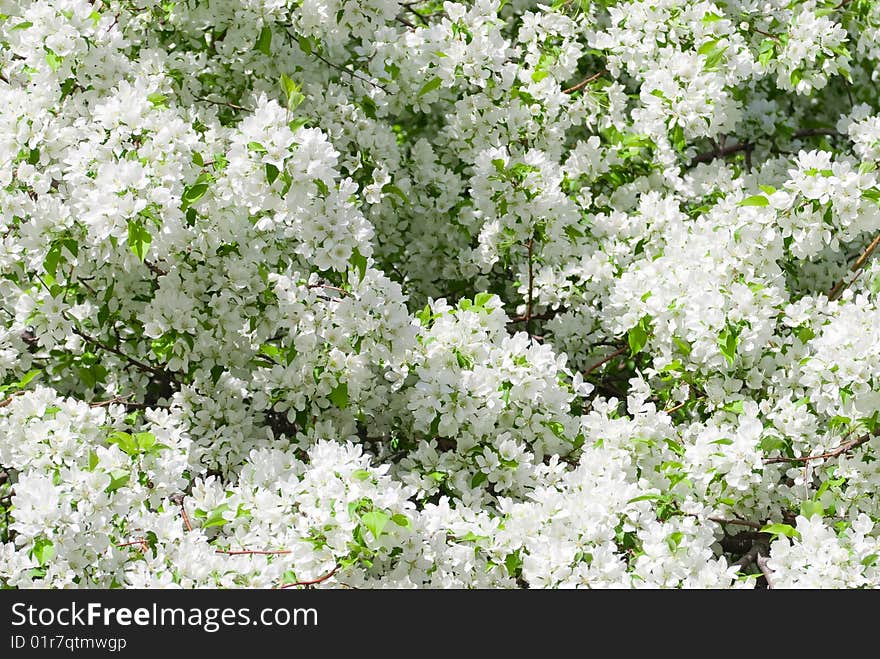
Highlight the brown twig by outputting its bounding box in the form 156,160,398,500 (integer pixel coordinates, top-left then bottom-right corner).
562,70,604,94
171,495,193,532
525,239,534,336
144,260,167,277
793,128,838,140
828,233,880,301
89,395,151,409
72,327,169,378
663,390,707,414
0,391,26,408
583,345,627,375
277,564,340,589
763,429,877,464
691,127,838,168
193,96,253,112
691,141,753,166
756,553,775,588
117,538,149,552
754,28,779,41
708,516,764,530
734,543,763,569
402,3,430,24
216,549,291,556
312,52,388,92
307,283,348,296
509,311,558,324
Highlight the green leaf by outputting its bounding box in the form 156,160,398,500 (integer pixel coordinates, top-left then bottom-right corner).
474,292,494,308
147,92,168,108
105,469,129,493
670,123,685,151
391,513,410,528
14,369,41,391
722,400,744,414
704,45,727,70
352,469,371,481
628,316,651,356
381,183,408,203
256,26,272,56
758,39,776,67
349,249,367,282
505,550,523,576
418,77,442,97
203,504,230,529
280,73,305,110
627,493,663,504
717,323,740,366
108,431,138,457
135,432,157,452
739,195,769,207
471,471,488,488
360,511,390,539
151,332,176,361
672,337,692,356
800,500,824,520
43,241,61,277
289,117,309,132
666,531,684,551
454,348,474,369
329,381,349,409
31,538,55,566
531,69,549,83
182,182,209,207
760,523,801,540
126,220,152,261
265,162,279,185
45,48,62,72
697,39,719,56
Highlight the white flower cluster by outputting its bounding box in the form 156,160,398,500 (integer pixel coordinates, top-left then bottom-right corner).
3,0,880,589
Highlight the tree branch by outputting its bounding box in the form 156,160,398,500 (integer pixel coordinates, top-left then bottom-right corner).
526,238,534,336
764,429,877,464
144,260,167,277
193,96,253,112
690,128,838,167
691,141,753,166
312,52,388,92
562,70,604,95
708,516,764,530
583,345,627,375
734,542,763,569
216,549,291,556
72,327,170,379
828,233,880,301
756,553,775,589
277,564,340,589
